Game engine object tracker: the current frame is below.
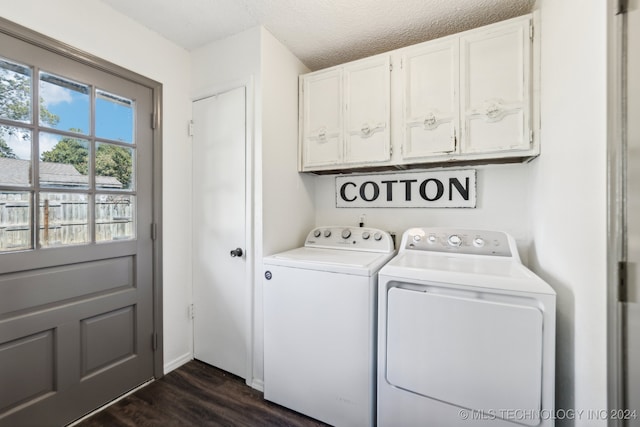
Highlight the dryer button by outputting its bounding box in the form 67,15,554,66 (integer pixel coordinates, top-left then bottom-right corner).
324,230,332,238
448,234,462,247
473,237,485,247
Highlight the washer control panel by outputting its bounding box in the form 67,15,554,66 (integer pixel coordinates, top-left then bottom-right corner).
402,228,514,258
305,226,395,253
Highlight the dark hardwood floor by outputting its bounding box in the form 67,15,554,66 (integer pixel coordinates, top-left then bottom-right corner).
74,360,329,427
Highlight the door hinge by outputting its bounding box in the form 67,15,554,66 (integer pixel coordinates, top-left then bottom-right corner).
151,112,158,130
389,145,393,157
152,332,158,351
617,0,628,14
619,261,628,302
390,63,393,72
189,303,195,320
529,22,534,40
188,120,194,137
530,129,534,144
151,223,157,241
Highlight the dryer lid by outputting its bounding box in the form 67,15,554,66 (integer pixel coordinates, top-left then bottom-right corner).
379,251,556,295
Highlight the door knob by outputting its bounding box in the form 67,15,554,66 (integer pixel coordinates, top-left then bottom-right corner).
230,248,243,258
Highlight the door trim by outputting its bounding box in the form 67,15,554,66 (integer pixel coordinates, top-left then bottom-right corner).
0,16,164,379
607,0,626,423
191,79,255,387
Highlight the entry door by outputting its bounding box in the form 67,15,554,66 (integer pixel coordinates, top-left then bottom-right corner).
0,29,156,426
192,87,248,380
625,1,640,424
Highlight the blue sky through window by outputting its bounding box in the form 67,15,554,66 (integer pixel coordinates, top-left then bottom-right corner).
39,78,133,143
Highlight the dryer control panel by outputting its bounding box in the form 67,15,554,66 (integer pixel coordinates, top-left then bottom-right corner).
400,228,517,259
305,226,395,253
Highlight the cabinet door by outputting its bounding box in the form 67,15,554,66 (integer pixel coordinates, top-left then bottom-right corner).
343,56,391,164
301,69,343,169
460,18,531,154
402,40,459,159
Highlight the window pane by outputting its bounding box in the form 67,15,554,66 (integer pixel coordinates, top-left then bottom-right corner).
0,191,32,252
0,57,32,124
39,192,88,247
39,72,89,135
96,90,134,143
96,194,135,242
0,126,32,186
39,132,89,188
95,142,134,191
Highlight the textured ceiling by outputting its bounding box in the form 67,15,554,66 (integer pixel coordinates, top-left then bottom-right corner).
101,0,535,71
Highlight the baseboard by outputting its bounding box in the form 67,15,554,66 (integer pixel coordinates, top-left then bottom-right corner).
251,378,264,392
164,352,193,374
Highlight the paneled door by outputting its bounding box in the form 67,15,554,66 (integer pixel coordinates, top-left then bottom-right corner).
460,17,531,154
192,87,249,380
343,56,391,164
0,25,158,427
402,39,459,159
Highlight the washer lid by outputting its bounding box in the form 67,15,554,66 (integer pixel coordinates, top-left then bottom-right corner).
264,247,395,276
379,251,556,295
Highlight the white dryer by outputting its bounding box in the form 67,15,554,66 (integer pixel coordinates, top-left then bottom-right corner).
378,227,556,427
263,226,395,427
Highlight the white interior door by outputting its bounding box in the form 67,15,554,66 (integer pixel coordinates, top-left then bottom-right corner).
192,87,248,380
625,1,640,424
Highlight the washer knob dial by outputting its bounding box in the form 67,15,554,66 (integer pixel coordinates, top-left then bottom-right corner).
473,237,485,247
373,232,383,241
427,234,437,243
448,234,462,247
313,229,321,238
413,235,422,242
341,229,352,239
362,231,370,240
323,229,332,238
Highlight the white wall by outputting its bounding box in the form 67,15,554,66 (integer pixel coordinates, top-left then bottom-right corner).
191,27,315,388
0,0,194,374
530,0,608,424
315,164,534,262
257,27,315,383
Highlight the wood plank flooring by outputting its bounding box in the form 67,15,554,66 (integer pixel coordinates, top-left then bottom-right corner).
74,360,329,427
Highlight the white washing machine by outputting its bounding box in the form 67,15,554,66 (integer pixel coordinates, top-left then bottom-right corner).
263,226,396,427
378,227,556,427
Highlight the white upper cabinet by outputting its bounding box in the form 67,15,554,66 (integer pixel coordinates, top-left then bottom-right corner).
299,56,391,171
343,56,391,164
460,18,531,154
299,14,538,173
300,69,343,168
401,39,459,160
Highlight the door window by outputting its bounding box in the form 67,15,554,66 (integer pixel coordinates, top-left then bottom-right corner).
0,56,137,252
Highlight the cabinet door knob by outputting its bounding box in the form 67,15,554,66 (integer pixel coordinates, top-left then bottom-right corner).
424,113,437,129
361,123,371,136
